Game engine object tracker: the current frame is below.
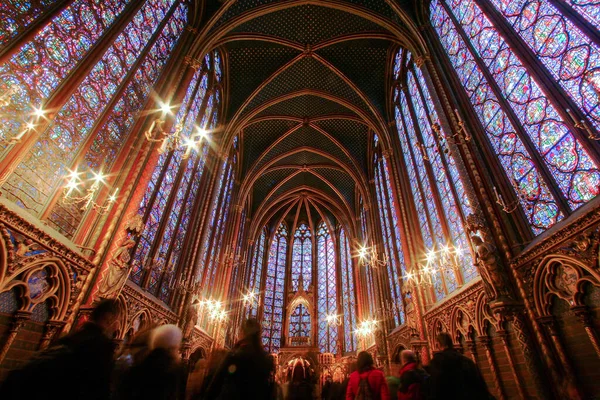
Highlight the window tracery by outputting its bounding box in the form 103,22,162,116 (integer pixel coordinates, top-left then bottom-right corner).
317,221,338,354
291,223,312,292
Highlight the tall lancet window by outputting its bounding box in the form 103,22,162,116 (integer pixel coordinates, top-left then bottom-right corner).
128,51,222,303
430,0,600,234
373,149,406,324
291,223,312,291
289,303,311,343
1,0,188,238
317,221,338,354
393,50,476,302
340,228,357,353
246,228,267,319
262,222,288,353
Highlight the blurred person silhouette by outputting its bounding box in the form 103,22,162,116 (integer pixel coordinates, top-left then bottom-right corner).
397,350,427,400
192,348,228,400
425,333,493,400
346,351,390,400
0,299,121,400
205,318,275,399
119,324,185,400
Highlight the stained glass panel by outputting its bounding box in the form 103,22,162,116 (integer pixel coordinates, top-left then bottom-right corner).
262,223,287,353
430,0,566,233
317,222,338,354
0,0,61,50
289,303,311,344
291,223,312,292
340,228,357,353
488,0,600,133
2,0,179,222
0,0,130,153
246,229,267,319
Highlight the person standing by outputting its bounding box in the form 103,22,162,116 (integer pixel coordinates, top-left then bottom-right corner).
397,350,426,400
206,318,275,399
346,351,390,400
0,299,121,400
118,324,185,400
425,333,493,400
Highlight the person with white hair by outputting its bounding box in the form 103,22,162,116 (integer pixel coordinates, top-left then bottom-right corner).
118,324,185,400
397,350,427,400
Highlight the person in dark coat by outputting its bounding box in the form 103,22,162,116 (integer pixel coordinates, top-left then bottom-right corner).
206,318,275,399
425,333,493,400
118,324,185,400
0,298,121,400
397,350,426,400
346,351,390,400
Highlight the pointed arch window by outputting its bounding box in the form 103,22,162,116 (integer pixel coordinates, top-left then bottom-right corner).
1,0,189,239
373,150,407,323
317,221,338,354
246,228,267,319
430,0,600,234
289,303,311,344
127,52,222,303
291,223,312,291
340,228,357,353
392,51,477,302
262,222,288,353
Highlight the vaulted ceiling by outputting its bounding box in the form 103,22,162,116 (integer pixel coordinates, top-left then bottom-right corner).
195,1,423,236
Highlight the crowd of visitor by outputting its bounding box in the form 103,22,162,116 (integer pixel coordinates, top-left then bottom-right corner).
0,300,493,400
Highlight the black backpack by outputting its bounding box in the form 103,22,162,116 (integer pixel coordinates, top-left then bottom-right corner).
355,372,374,400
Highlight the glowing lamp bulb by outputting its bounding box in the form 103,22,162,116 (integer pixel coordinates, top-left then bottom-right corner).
32,106,45,118
159,101,172,114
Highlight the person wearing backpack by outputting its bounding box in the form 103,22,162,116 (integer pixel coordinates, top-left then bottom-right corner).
346,351,390,400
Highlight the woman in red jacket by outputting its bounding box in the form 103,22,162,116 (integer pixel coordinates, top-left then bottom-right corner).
346,352,390,400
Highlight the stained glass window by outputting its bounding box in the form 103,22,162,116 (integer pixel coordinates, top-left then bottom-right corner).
291,223,312,292
0,0,131,153
392,50,478,301
430,0,600,234
262,222,288,353
340,228,357,353
374,154,406,324
317,221,338,354
0,0,188,240
127,51,222,303
0,0,61,50
289,303,311,344
246,228,267,319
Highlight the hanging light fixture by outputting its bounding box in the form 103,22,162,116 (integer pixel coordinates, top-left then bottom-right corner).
404,243,462,288
62,168,119,214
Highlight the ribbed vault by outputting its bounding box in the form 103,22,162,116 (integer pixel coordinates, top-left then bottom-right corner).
194,0,422,235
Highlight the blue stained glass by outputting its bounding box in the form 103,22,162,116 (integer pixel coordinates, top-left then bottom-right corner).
317,222,338,354
430,0,565,234
289,304,311,344
262,223,288,353
291,223,312,291
340,229,357,353
246,229,267,319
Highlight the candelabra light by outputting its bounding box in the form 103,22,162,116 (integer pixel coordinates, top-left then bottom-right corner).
404,244,462,288
566,108,599,141
0,104,45,145
242,290,258,306
325,313,342,327
62,168,118,214
492,181,529,214
198,298,228,322
144,100,210,157
355,319,378,338
356,244,388,269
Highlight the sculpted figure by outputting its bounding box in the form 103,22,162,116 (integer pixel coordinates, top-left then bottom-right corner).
471,234,512,301
96,237,136,299
181,298,200,340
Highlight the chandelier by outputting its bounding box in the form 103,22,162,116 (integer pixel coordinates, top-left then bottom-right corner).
143,101,209,158
356,243,388,269
354,319,378,338
62,168,118,215
325,313,342,327
0,101,46,145
404,243,462,288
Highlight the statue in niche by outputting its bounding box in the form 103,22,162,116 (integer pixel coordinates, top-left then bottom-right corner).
96,215,143,299
470,234,513,302
96,236,136,299
181,297,200,340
